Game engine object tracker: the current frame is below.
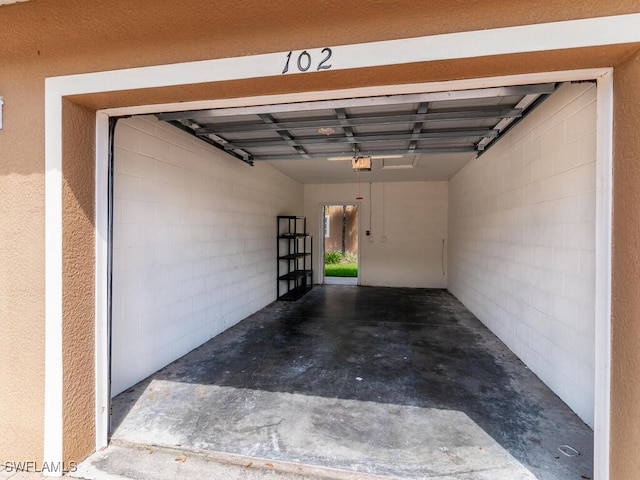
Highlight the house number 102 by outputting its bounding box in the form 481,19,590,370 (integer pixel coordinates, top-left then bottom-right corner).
282,48,333,74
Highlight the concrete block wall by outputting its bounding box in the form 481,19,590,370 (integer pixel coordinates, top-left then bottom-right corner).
112,116,302,396
304,181,448,288
448,83,597,426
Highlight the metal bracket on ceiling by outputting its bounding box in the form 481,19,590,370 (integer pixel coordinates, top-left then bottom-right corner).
475,83,559,155
156,84,557,122
166,119,254,166
155,82,558,163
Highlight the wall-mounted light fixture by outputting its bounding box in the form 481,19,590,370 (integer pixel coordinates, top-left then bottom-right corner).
0,96,4,130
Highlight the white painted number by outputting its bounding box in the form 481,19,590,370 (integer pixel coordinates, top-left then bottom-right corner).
282,48,333,74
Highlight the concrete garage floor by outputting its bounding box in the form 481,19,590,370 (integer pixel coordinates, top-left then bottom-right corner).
107,286,593,479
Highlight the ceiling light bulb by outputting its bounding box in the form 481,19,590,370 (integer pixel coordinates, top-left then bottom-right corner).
318,127,336,135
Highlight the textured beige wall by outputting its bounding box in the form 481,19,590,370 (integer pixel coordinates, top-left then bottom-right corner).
610,50,640,480
0,0,639,469
61,99,96,467
3,0,640,66
0,65,46,464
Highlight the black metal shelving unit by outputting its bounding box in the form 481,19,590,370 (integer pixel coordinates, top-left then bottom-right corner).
277,216,313,301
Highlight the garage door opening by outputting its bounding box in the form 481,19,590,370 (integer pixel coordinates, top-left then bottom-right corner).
323,204,359,286
103,74,608,479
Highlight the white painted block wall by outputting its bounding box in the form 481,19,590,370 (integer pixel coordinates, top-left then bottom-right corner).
304,181,448,288
111,116,302,396
448,83,597,426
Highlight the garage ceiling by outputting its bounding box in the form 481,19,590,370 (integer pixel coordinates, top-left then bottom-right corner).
157,83,556,183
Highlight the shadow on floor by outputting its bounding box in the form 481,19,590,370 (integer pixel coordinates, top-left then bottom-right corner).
111,286,593,479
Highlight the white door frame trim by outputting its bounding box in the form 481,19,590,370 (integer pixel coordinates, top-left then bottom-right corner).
44,12,636,477
594,68,613,480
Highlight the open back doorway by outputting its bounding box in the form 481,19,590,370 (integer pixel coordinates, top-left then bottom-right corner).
322,204,359,285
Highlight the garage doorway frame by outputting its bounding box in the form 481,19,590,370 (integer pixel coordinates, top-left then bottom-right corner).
101,67,613,479
42,13,640,478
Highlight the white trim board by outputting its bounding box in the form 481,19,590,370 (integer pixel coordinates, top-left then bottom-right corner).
42,13,633,478
43,85,63,476
94,112,111,451
594,69,614,480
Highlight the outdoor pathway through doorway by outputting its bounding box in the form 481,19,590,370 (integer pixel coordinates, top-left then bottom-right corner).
323,205,359,286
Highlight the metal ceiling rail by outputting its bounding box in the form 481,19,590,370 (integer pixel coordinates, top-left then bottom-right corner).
250,146,477,161
334,107,358,157
258,113,311,158
409,103,430,152
476,94,544,151
167,120,255,165
157,83,555,121
210,128,500,149
190,108,523,134
159,82,559,164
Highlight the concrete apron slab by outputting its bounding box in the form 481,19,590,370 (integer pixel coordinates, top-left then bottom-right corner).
75,442,528,480
109,386,532,479
104,287,593,479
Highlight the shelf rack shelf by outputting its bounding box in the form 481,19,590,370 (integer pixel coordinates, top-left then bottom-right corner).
277,216,313,301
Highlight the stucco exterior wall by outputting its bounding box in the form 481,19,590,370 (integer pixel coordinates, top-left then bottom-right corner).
0,66,46,466
61,99,96,467
0,0,639,472
610,50,640,480
3,0,640,65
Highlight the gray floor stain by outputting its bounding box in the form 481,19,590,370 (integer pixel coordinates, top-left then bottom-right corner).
111,286,593,479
